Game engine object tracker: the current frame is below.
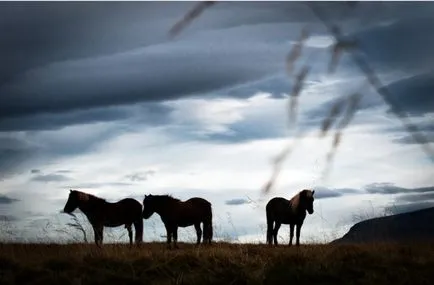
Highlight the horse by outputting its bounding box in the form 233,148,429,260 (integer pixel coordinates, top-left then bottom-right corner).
142,194,213,249
266,189,315,246
63,189,143,247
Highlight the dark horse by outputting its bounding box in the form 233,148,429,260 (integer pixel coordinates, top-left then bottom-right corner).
63,189,143,247
142,194,213,249
266,189,315,246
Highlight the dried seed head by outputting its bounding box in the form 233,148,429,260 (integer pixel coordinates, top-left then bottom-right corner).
320,98,346,137
286,27,310,76
169,1,216,38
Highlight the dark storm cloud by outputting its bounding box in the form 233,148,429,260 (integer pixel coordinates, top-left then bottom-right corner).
0,40,291,121
305,71,434,128
353,17,434,72
1,1,434,180
0,194,19,204
2,2,430,128
364,183,434,195
0,1,323,124
0,102,171,132
379,72,434,116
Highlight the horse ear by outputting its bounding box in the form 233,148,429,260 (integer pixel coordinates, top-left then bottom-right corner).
312,190,315,195
70,189,72,193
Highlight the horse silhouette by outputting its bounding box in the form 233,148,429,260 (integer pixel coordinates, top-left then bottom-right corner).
266,189,315,246
63,189,143,247
142,194,213,249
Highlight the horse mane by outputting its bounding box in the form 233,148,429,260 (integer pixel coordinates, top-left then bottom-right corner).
153,194,181,203
289,189,313,211
74,190,106,205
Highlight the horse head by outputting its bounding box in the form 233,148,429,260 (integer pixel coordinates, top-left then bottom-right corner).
142,194,155,219
300,189,315,214
63,189,79,214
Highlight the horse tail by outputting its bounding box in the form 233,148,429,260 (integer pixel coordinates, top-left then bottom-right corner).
203,201,213,244
133,218,143,245
266,202,274,245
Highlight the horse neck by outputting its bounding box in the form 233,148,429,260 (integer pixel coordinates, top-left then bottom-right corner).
78,197,105,215
290,195,306,214
154,197,178,217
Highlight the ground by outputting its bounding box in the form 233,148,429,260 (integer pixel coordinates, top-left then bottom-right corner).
0,242,433,285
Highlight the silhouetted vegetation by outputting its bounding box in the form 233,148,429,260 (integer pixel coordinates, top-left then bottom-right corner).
0,242,433,285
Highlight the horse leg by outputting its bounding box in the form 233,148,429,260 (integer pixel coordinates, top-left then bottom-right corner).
202,219,213,245
133,219,143,247
194,223,202,246
93,225,103,248
289,224,295,246
173,226,179,249
266,220,274,246
126,224,133,248
165,226,172,249
295,223,302,247
273,222,281,246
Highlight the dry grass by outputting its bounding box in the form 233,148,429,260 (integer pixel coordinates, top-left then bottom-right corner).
0,242,433,285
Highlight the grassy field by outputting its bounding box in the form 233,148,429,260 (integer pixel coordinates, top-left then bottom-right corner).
0,242,433,285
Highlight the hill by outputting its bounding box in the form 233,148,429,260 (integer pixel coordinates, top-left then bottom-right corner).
331,206,434,245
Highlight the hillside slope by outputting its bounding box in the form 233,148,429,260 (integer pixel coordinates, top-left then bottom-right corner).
331,207,434,244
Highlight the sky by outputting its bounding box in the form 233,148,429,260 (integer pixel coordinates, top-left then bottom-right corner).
0,1,433,244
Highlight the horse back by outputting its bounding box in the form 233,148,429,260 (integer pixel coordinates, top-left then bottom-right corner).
171,197,211,227
186,197,211,206
101,198,143,226
266,197,300,224
266,197,290,211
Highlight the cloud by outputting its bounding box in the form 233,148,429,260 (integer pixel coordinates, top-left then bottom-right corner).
304,71,434,140
0,121,135,179
353,17,434,72
395,192,434,203
380,72,434,116
0,100,172,132
394,132,434,145
56,170,74,174
385,202,434,216
64,182,133,190
225,198,251,206
31,173,72,183
2,2,417,132
124,170,156,182
0,215,18,222
313,187,362,199
0,135,40,179
0,195,19,204
364,183,434,195
385,117,434,145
